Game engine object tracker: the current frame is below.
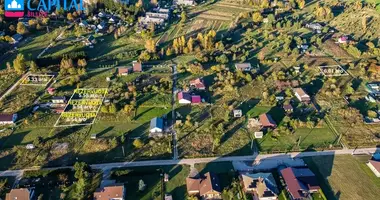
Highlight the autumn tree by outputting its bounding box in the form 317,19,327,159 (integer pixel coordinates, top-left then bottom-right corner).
133,139,143,148
261,0,270,8
296,0,305,9
16,22,28,34
252,12,263,23
30,60,38,72
77,59,87,68
13,54,26,74
67,13,74,21
145,39,156,53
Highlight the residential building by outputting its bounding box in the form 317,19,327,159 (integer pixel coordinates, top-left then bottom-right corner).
306,23,322,32
367,159,380,177
254,131,263,139
259,113,277,129
93,184,125,200
186,172,222,199
109,16,118,23
117,67,131,76
191,95,201,104
97,21,107,30
79,20,89,27
178,92,192,104
275,80,300,90
235,63,252,71
146,12,169,20
5,188,34,200
85,35,96,46
150,117,164,136
337,36,348,44
239,172,278,200
190,78,206,90
47,87,56,95
174,0,195,6
0,113,18,125
283,104,293,113
52,96,67,104
11,33,23,44
280,167,320,200
293,88,310,103
132,61,143,72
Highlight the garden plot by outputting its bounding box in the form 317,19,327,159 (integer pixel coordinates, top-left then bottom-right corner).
0,85,45,113
54,88,108,127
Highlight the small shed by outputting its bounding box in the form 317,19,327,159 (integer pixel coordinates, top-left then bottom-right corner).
254,132,263,139
233,109,242,118
91,134,97,139
26,144,35,150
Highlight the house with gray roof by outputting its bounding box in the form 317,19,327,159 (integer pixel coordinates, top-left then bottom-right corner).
149,117,164,137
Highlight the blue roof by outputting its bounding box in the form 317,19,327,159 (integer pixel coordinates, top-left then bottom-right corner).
373,153,380,161
150,117,163,130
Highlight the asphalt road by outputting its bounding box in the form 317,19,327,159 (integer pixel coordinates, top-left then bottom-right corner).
1,147,378,178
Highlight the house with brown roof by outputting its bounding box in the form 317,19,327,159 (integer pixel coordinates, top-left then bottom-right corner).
275,80,300,90
93,184,125,200
118,67,131,76
235,63,252,71
283,104,294,113
0,113,18,125
186,172,222,199
293,88,310,104
5,188,34,200
240,172,278,200
190,78,206,90
280,167,320,200
259,113,277,129
133,61,143,72
367,158,380,177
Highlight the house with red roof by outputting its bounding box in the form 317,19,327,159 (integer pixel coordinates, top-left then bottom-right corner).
280,167,321,200
133,61,143,72
190,78,206,90
259,114,277,129
191,95,201,104
47,87,55,95
338,36,348,44
178,92,191,104
118,67,131,76
93,184,125,200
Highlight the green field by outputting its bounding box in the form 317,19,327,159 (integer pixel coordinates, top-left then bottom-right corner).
304,155,380,200
257,127,339,153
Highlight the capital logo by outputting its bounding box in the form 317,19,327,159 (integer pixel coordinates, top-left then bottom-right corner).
5,0,24,18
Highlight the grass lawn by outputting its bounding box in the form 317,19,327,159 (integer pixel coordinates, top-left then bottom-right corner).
257,127,338,153
1,127,52,148
304,155,380,200
0,30,61,69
